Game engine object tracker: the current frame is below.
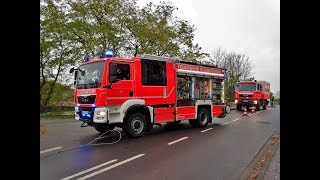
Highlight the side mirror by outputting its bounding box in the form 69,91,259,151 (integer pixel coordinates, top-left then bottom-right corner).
70,67,75,73
74,71,78,86
110,76,117,83
110,63,117,76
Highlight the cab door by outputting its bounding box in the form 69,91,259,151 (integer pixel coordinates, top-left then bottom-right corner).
107,62,134,105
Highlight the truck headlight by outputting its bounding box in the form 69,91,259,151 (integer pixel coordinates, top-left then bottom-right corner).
235,100,238,104
254,100,258,104
97,111,106,116
94,107,108,121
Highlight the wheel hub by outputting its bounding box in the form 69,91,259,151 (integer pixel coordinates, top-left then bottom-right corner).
200,112,208,123
131,117,144,133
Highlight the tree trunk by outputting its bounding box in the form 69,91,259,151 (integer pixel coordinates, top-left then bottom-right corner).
40,49,64,112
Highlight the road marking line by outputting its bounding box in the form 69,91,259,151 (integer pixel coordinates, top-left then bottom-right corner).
61,159,118,180
221,118,241,125
77,154,145,180
221,109,267,126
251,111,263,115
168,137,189,145
201,128,213,133
40,147,62,154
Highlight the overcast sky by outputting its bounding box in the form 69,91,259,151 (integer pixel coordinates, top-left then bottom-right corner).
137,0,280,93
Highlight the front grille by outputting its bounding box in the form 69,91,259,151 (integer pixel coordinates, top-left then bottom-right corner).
78,107,94,111
239,94,252,98
78,95,96,104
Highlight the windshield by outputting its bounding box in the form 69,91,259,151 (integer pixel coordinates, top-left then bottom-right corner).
236,83,256,91
76,61,105,89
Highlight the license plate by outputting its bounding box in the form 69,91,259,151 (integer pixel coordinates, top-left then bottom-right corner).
243,100,248,102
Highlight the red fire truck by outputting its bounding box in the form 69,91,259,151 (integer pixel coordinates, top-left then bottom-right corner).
70,52,229,137
234,80,270,111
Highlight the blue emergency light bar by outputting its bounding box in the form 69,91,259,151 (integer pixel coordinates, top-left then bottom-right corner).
83,49,114,62
105,49,114,57
83,55,90,62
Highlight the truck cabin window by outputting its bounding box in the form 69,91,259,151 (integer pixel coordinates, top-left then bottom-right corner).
76,61,105,89
236,84,256,91
114,64,130,82
141,59,167,86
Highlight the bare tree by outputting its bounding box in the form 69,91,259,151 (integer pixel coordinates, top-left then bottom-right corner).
210,48,255,102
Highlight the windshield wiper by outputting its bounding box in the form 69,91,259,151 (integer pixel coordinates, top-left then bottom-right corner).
87,82,101,88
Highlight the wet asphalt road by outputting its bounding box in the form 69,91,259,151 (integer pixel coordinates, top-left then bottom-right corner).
40,106,280,180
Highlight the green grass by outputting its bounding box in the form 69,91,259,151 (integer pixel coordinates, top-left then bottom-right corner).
40,113,75,120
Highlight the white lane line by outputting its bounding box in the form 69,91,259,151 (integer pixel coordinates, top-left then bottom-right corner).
168,137,189,145
221,109,267,126
40,146,62,154
77,154,145,180
254,111,263,114
61,159,118,180
221,118,241,125
201,128,213,133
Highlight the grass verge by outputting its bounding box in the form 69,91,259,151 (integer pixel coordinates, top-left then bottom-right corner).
40,114,75,120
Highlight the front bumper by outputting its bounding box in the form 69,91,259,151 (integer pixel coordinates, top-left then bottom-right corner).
75,106,109,123
236,99,257,106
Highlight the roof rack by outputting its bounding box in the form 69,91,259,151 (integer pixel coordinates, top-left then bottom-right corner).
136,54,224,70
136,54,176,62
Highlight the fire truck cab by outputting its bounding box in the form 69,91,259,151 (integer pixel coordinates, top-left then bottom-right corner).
70,52,229,137
234,80,270,111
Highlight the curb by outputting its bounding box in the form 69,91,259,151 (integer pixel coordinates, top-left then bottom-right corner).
238,129,280,180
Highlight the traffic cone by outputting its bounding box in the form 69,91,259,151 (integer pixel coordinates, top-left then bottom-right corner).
243,107,248,116
251,106,255,114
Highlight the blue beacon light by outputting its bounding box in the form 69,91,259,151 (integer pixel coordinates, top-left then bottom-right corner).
83,55,90,62
105,49,114,58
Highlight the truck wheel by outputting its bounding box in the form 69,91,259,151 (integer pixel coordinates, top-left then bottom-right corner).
225,105,231,114
122,112,146,138
189,108,209,128
263,105,267,110
94,124,115,133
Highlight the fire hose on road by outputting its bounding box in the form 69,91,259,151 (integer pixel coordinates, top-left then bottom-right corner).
40,129,122,159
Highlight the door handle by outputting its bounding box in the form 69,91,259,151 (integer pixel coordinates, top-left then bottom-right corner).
129,91,133,97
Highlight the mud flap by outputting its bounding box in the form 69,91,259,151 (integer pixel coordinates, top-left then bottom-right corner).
218,108,227,118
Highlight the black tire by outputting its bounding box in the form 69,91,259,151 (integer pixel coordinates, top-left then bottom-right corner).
122,112,147,138
225,105,231,114
94,124,115,133
189,108,210,128
263,105,267,110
